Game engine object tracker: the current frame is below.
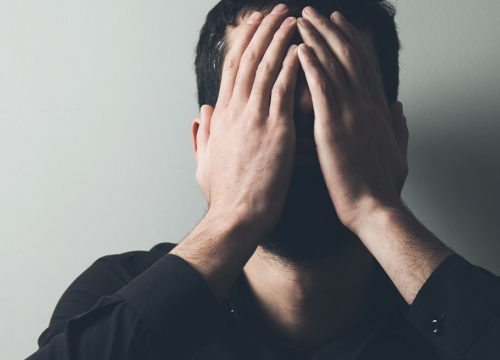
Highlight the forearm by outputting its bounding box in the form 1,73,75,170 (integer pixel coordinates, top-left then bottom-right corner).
354,201,455,304
170,208,262,301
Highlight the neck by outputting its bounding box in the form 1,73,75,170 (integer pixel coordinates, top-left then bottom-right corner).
236,240,378,351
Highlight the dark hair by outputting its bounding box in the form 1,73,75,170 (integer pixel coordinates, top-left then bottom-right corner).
195,0,400,108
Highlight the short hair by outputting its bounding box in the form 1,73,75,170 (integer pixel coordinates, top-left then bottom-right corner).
195,0,400,108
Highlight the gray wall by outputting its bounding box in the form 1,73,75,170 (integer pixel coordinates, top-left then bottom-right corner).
1,0,499,358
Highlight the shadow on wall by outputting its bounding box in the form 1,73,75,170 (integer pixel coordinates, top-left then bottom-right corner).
404,98,500,274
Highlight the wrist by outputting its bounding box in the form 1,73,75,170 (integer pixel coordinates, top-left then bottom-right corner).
351,200,454,303
205,203,269,240
170,207,262,301
353,199,454,263
348,197,406,237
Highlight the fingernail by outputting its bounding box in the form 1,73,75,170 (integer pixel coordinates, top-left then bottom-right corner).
247,11,263,24
280,16,296,28
298,43,310,55
296,17,305,27
272,3,287,14
330,11,341,21
303,6,319,17
287,44,298,55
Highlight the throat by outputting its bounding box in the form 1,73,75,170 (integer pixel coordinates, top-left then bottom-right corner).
231,241,378,351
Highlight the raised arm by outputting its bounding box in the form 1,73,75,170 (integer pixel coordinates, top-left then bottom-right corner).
296,6,500,359
28,5,302,359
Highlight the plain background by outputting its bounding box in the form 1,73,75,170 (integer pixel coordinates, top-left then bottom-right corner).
1,0,499,358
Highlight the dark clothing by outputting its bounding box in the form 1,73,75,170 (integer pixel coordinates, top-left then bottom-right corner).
28,242,500,359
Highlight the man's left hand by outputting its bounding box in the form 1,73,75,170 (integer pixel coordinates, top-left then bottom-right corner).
296,7,409,234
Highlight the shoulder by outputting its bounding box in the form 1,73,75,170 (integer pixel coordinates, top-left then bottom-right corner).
38,242,178,346
68,241,178,294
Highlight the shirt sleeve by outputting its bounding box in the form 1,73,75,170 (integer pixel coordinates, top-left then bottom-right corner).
27,253,223,360
407,253,500,359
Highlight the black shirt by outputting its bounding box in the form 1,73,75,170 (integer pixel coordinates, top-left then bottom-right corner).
27,242,500,359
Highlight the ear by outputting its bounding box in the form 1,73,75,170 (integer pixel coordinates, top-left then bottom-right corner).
191,117,201,157
390,101,409,157
191,105,214,161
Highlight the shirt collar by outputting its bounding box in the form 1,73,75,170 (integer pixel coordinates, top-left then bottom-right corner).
221,262,408,359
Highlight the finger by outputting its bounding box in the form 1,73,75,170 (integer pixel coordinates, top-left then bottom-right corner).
269,44,300,120
331,11,387,105
302,6,368,99
198,105,214,154
232,4,289,102
249,16,297,115
297,44,338,127
296,17,350,106
216,11,263,108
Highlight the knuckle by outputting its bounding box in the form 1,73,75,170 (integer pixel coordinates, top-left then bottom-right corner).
317,17,329,29
260,17,274,30
257,60,274,76
342,110,356,124
327,59,338,72
344,28,356,41
309,36,321,49
341,45,354,59
223,57,238,71
244,114,265,131
243,49,259,63
273,29,287,41
315,79,329,95
251,83,266,98
306,29,320,43
282,57,295,70
272,83,288,98
270,122,292,139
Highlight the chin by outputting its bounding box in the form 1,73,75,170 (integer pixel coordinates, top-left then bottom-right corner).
259,163,355,263
261,72,356,262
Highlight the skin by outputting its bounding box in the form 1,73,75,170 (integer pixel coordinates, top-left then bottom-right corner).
171,3,455,351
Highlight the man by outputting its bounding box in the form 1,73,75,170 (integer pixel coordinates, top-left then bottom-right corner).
28,1,500,359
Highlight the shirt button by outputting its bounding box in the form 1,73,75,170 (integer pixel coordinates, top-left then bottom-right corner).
222,300,235,313
428,314,446,336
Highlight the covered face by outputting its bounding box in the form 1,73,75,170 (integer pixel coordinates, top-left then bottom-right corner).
223,17,369,262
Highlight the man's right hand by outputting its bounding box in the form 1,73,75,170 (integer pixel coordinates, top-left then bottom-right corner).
195,4,299,237
171,4,299,299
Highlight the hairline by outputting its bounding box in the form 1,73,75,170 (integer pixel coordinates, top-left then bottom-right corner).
220,6,374,75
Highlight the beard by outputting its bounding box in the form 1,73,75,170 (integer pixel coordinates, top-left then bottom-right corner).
259,161,356,263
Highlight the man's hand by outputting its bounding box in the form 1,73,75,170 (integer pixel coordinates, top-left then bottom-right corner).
296,7,454,304
296,7,408,233
172,4,300,299
195,5,299,237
